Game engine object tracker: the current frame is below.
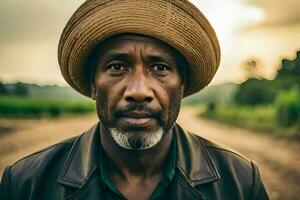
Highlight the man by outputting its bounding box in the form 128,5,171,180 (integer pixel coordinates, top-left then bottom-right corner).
0,0,269,199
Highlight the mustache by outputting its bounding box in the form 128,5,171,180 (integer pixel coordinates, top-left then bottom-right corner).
113,102,163,119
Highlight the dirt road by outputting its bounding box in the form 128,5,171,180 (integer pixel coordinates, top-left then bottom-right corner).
0,108,299,200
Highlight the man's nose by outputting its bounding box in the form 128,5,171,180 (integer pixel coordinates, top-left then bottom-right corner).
124,70,154,103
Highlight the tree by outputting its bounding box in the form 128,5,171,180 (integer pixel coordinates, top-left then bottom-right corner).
235,52,300,106
242,57,264,80
275,87,300,127
0,81,9,95
275,51,300,89
235,79,276,105
14,82,29,96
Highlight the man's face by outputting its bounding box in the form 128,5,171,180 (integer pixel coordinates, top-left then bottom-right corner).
92,34,184,150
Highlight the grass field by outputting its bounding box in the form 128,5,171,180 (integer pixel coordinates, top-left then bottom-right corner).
0,96,95,118
201,105,300,139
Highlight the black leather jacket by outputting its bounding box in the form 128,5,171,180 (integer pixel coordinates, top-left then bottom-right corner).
0,123,269,200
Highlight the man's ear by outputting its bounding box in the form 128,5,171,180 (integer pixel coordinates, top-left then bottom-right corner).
180,84,185,98
91,83,96,100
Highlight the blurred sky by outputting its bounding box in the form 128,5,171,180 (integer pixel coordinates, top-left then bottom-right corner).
0,0,300,86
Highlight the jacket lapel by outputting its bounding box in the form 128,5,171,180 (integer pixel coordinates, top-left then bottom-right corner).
57,123,102,199
174,124,220,197
167,172,206,200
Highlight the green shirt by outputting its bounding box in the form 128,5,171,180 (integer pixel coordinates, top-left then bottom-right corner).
98,134,177,200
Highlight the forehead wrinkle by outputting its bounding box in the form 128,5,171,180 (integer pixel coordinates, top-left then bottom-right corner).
139,44,177,64
96,46,134,66
115,35,176,60
104,51,131,62
96,35,181,69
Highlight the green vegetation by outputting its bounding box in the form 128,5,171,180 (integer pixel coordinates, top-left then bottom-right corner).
234,79,276,105
0,82,95,118
198,51,300,139
0,82,88,100
0,96,95,118
275,87,300,127
201,105,299,138
182,83,238,106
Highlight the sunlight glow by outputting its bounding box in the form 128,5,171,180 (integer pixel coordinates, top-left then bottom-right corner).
189,0,265,49
189,0,268,83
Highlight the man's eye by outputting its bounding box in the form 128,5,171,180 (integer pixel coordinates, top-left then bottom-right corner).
151,64,170,72
107,64,127,72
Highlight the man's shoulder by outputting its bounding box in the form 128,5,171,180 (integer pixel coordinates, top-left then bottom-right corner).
0,135,84,199
182,128,250,161
12,135,78,165
1,123,101,199
177,128,268,199
196,134,250,162
190,131,253,168
181,130,256,192
175,124,255,175
181,129,255,180
7,135,80,181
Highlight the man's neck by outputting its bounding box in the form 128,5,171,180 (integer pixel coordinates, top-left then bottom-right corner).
100,125,174,180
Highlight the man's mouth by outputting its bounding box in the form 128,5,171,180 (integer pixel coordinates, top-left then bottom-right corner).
118,112,154,126
120,117,152,126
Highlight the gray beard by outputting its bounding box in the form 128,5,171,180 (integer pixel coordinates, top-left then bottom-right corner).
108,127,164,150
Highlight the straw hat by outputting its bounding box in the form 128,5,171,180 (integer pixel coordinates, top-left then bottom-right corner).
58,0,221,97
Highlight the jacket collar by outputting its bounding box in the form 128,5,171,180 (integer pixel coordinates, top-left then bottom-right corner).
57,122,220,188
57,123,100,188
174,125,220,186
